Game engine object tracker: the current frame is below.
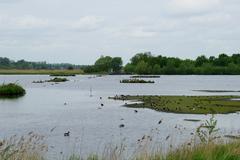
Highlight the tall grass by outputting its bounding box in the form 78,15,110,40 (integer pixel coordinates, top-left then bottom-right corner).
0,83,26,98
1,117,239,160
0,132,47,160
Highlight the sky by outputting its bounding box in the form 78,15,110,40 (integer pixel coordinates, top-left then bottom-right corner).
0,0,239,64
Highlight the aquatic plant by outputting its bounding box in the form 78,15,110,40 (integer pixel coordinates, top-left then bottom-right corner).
196,115,220,143
0,132,47,160
109,95,240,114
120,79,155,83
0,83,26,98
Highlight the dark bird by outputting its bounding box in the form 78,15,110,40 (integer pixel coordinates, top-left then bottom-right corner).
100,97,102,99
50,126,57,132
101,103,104,107
119,124,125,128
134,110,138,113
158,120,163,124
64,131,70,137
166,135,170,140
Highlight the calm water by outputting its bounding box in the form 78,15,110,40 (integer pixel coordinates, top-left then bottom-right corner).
0,75,240,158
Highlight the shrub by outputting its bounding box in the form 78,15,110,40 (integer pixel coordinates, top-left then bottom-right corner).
0,83,26,98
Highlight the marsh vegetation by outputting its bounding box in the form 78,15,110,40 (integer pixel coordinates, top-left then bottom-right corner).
120,79,155,83
0,83,26,98
110,95,240,114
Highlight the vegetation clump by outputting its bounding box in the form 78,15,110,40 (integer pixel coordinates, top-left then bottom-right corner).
120,79,154,83
130,75,160,78
0,83,26,98
47,77,68,82
109,95,240,114
32,80,45,83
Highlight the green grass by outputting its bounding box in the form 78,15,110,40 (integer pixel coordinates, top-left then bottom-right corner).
162,141,240,160
0,69,83,75
0,83,26,98
109,95,240,114
1,134,240,160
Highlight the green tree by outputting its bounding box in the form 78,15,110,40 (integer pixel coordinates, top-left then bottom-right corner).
152,64,161,75
94,56,112,72
135,61,149,74
111,57,123,73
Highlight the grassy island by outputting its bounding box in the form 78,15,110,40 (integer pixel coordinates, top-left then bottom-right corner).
109,95,240,114
120,79,155,83
47,77,68,82
0,83,26,98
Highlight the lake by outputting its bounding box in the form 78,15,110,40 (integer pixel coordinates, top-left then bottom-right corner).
0,75,240,159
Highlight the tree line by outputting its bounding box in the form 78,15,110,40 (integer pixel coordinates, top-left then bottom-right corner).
83,52,240,75
0,57,82,70
2,52,240,75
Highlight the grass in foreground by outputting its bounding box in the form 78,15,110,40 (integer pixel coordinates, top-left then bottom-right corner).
0,69,83,75
1,137,239,160
110,95,240,114
0,83,26,98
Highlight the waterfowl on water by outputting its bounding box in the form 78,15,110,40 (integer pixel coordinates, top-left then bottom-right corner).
101,103,104,106
64,131,70,137
119,124,125,128
158,120,162,124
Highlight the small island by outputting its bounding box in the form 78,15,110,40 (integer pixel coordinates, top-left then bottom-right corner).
120,79,155,83
0,83,26,98
109,95,240,114
47,77,69,82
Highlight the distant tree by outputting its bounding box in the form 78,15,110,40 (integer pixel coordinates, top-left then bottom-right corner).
152,64,161,75
124,63,135,74
135,60,149,74
94,56,112,72
111,57,123,73
195,55,208,67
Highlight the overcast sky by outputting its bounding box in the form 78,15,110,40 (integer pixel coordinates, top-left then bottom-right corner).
0,0,239,64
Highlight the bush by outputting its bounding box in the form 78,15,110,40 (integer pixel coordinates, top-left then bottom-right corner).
0,83,26,98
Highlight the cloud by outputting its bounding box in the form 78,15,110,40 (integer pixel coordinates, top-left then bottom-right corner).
166,0,221,16
69,16,104,32
0,15,49,30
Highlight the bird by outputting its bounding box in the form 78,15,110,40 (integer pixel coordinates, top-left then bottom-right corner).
166,135,170,140
64,102,67,105
134,110,138,113
64,131,70,137
101,103,104,107
100,97,102,99
119,124,125,128
158,119,163,124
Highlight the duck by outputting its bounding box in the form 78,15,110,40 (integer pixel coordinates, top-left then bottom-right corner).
64,131,70,137
119,124,125,128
